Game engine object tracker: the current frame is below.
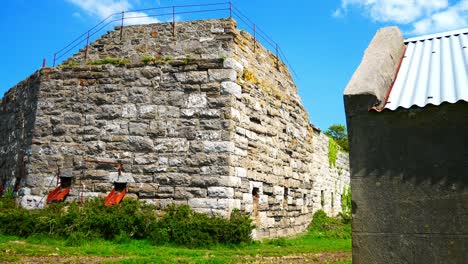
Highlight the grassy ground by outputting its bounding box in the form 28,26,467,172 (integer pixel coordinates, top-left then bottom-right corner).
0,233,351,263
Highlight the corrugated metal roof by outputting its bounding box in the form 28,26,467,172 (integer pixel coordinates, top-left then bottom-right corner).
384,28,468,110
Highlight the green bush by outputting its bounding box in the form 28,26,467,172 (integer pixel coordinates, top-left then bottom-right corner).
308,210,351,239
152,205,253,247
0,198,253,247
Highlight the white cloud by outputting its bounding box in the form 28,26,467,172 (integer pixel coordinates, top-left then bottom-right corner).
67,0,160,25
410,0,468,35
336,0,468,35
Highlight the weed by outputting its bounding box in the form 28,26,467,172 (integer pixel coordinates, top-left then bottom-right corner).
164,56,172,61
60,61,79,67
183,57,194,65
2,187,14,200
86,57,130,66
219,56,227,62
141,55,153,64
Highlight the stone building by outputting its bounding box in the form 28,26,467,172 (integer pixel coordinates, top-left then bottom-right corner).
344,27,467,262
0,18,349,239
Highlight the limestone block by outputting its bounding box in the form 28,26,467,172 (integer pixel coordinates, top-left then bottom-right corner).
156,105,180,118
208,187,234,198
174,187,206,199
259,194,269,205
295,198,304,206
203,141,234,153
195,131,221,141
273,186,284,196
217,198,240,210
128,136,154,151
223,58,244,73
181,108,198,117
243,192,253,202
138,105,156,119
208,69,237,82
63,112,81,126
122,104,137,118
210,26,224,33
20,195,44,209
188,198,218,208
129,122,148,136
140,67,161,79
221,82,242,99
185,93,207,108
155,138,189,153
109,172,135,183
219,176,242,187
235,167,247,178
174,71,208,84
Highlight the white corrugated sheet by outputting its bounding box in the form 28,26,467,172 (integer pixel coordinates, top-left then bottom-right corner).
384,28,468,110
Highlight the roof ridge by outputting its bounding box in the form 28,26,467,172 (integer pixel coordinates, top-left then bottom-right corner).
405,27,468,43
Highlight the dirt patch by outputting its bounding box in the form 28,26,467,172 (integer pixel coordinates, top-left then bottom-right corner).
241,251,351,264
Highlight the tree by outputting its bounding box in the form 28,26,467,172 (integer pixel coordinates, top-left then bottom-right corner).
325,124,349,152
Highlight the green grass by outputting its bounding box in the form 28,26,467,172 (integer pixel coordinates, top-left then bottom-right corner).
0,232,351,263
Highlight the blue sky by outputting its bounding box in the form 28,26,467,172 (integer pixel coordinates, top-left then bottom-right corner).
1,0,467,130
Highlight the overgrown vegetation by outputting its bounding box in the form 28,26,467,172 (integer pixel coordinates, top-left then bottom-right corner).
328,138,338,167
0,198,253,248
325,124,349,152
339,186,352,224
59,60,79,67
0,198,351,263
86,57,130,66
308,210,351,239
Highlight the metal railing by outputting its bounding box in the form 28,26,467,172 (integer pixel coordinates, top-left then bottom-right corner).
48,1,298,78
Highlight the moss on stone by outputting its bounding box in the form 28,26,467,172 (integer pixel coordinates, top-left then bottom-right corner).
328,138,338,167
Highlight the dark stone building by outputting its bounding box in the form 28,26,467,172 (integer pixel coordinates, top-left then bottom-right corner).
344,27,468,263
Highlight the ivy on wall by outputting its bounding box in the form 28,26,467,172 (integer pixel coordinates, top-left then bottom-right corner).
328,138,338,167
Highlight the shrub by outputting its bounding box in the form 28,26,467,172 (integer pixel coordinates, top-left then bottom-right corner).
154,205,253,247
308,210,351,239
0,198,253,247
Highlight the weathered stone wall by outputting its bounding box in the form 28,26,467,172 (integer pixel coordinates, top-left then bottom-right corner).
66,19,235,64
311,133,350,216
0,72,41,190
344,27,467,263
0,18,350,239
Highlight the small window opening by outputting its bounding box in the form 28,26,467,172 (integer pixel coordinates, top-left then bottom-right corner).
60,177,72,188
250,117,262,124
252,187,260,199
331,192,334,208
114,182,127,192
321,190,325,208
284,187,289,198
303,194,307,206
